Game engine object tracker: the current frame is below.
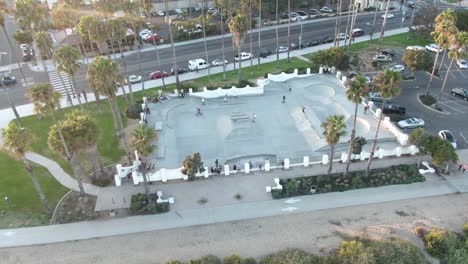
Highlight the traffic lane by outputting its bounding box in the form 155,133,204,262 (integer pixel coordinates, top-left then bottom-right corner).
0,67,47,107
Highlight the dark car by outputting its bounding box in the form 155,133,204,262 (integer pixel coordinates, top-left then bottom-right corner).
451,88,468,101
321,37,334,43
382,104,406,114
290,42,306,50
171,68,188,75
259,48,273,58
306,40,320,46
380,49,395,57
280,12,289,19
1,76,16,85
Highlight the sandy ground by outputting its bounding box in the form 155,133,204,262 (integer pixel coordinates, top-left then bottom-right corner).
1,193,467,264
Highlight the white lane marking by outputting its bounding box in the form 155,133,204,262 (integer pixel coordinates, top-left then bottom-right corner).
284,198,301,204
440,102,466,114
460,132,468,144
282,207,298,212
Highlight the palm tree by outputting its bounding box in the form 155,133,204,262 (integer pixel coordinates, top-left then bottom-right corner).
149,23,167,90
200,0,211,80
436,31,467,108
86,56,132,164
275,0,279,68
229,14,249,82
257,0,262,69
334,0,343,48
220,0,227,81
140,0,152,17
365,70,401,176
129,124,156,201
321,115,347,174
426,9,458,95
286,0,291,62
27,83,86,196
344,75,369,178
165,0,181,88
1,122,51,213
54,45,86,109
377,0,392,50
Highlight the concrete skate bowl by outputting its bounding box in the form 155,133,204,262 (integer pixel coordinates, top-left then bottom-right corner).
222,112,266,157
345,116,371,138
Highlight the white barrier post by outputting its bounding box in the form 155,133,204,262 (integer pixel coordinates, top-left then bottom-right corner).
224,164,230,176
319,66,323,74
204,167,209,178
189,88,193,95
158,90,162,96
303,156,309,167
322,154,329,165
341,152,347,163
265,160,270,171
341,76,347,85
395,147,402,157
378,148,384,159
331,66,336,73
410,145,418,155
174,89,178,96
284,158,290,169
336,71,341,79
360,151,366,161
161,168,168,182
306,68,311,74
376,108,382,118
245,163,250,174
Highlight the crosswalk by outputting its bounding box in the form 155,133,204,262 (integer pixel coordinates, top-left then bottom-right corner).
48,70,74,97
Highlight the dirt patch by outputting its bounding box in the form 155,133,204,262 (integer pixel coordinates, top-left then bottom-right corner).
53,191,99,224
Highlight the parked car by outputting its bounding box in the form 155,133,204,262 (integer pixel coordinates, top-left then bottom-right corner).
276,46,289,53
207,7,218,13
352,29,365,37
407,1,416,8
451,88,468,101
380,49,395,57
406,45,425,51
321,37,334,43
1,76,16,85
373,54,392,62
150,11,159,17
369,92,391,103
398,118,424,129
188,58,209,71
20,43,30,52
290,11,308,21
127,75,142,84
280,12,289,19
381,13,394,19
456,59,467,69
143,35,163,43
336,33,349,40
158,10,165,16
306,40,320,46
290,42,306,50
211,58,228,66
149,71,169,79
389,64,405,73
234,52,253,61
309,9,320,14
259,48,272,58
438,130,457,149
382,104,406,114
320,7,333,13
170,68,188,75
425,43,443,53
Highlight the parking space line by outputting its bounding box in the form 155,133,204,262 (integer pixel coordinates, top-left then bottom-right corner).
460,133,468,145
456,68,466,79
440,102,466,114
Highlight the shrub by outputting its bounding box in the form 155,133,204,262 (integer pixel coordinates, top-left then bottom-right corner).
130,193,170,214
190,255,221,264
167,261,184,264
368,239,426,264
261,249,321,264
336,240,375,264
243,258,257,264
181,152,205,180
464,223,468,237
126,103,143,119
424,228,464,258
271,189,286,199
224,254,243,264
285,179,298,196
419,94,436,106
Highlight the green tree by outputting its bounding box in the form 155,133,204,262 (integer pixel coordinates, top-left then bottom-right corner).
181,152,205,180
86,56,132,163
54,45,86,107
12,29,32,44
27,83,85,196
34,31,52,59
1,123,51,213
402,49,433,77
129,124,156,200
321,115,347,174
228,14,249,82
140,0,152,17
345,75,369,178
365,69,401,177
311,47,350,70
429,136,458,173
408,128,432,167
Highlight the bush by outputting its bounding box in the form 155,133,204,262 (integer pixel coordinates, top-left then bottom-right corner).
463,223,468,237
419,94,436,106
130,193,170,214
126,103,143,119
167,261,184,264
224,254,243,264
424,228,464,259
261,249,321,264
243,258,257,264
190,255,221,264
368,239,426,264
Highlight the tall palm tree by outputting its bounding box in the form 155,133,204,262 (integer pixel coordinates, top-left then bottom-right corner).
334,0,343,48
321,115,347,174
220,0,227,81
165,0,181,88
365,70,401,176
377,0,392,50
27,83,86,196
286,0,291,62
1,122,51,213
436,31,467,108
129,124,156,201
86,56,132,164
229,14,249,82
275,0,279,68
257,0,262,69
54,45,85,109
426,9,457,95
344,75,369,178
200,0,211,80
149,23,167,90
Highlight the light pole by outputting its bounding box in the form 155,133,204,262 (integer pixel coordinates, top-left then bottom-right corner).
299,19,303,49
407,4,417,40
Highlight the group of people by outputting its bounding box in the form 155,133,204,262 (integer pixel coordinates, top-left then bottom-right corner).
179,89,189,97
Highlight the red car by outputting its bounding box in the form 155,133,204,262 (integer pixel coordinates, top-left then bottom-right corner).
149,71,169,79
144,35,163,43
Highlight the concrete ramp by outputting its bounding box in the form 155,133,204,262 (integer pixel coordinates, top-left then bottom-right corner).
291,108,325,150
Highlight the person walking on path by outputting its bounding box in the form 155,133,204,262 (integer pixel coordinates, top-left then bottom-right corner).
252,113,256,122
301,106,305,113
196,107,202,116
364,105,369,114
282,96,286,103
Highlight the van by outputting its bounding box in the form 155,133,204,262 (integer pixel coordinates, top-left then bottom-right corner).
188,59,208,71
352,28,365,37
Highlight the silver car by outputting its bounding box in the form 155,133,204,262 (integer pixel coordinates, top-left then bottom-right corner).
398,118,425,129
211,58,228,66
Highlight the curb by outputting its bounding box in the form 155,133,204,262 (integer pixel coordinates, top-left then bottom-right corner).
416,93,450,115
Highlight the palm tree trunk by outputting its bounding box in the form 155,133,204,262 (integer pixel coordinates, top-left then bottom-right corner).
287,0,291,62
378,0,392,50
435,56,454,108
71,75,85,110
117,41,133,105
257,0,262,69
345,103,359,178
334,0,342,48
111,98,132,164
2,27,28,85
86,151,100,180
52,61,74,105
141,158,150,200
275,0,279,68
229,0,237,72
365,101,386,177
131,24,145,92
249,2,253,76
438,50,446,72
165,0,180,89
0,80,22,127
24,159,51,213
344,0,353,47
152,37,167,90
201,0,211,81
221,1,227,81
238,46,242,82
328,143,335,174
425,49,440,95
348,2,359,48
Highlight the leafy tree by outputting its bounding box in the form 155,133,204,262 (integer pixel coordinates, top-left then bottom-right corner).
12,29,32,44
424,228,465,260
229,14,249,82
54,45,85,107
1,123,51,213
129,124,156,200
352,136,367,156
344,75,369,178
369,239,426,264
321,115,347,174
34,31,52,59
190,255,221,264
181,152,205,180
408,128,432,167
402,49,433,77
140,0,152,17
311,47,350,70
455,9,468,31
429,136,458,173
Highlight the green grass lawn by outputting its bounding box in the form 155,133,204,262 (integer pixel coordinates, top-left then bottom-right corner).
348,32,433,52
0,152,68,228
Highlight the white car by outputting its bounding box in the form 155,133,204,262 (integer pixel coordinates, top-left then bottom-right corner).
320,7,333,13
208,7,219,13
158,10,165,16
389,64,405,73
336,33,349,40
381,13,394,19
211,58,228,66
406,45,425,51
234,52,253,61
373,54,392,62
290,11,308,21
174,8,183,14
438,130,457,149
128,75,142,84
398,118,425,129
425,43,443,53
276,46,289,53
457,59,467,69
